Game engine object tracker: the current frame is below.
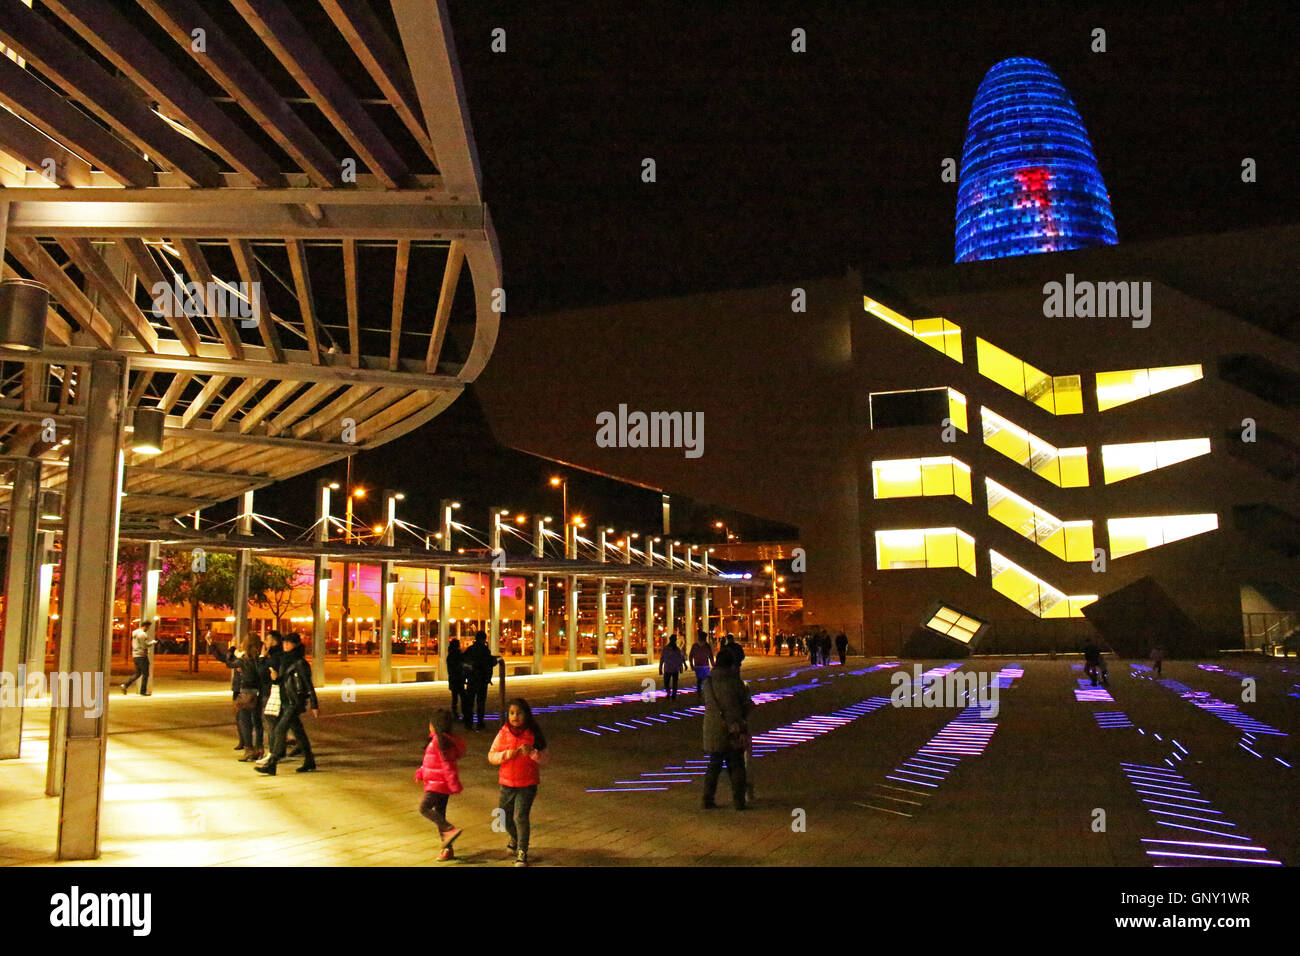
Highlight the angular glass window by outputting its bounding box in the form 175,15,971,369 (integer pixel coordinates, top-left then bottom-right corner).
1101,438,1211,484
1095,365,1202,411
876,528,977,576
989,550,1097,618
865,297,963,362
1107,513,1219,559
976,338,1084,414
985,478,1093,560
981,407,1089,487
873,457,972,503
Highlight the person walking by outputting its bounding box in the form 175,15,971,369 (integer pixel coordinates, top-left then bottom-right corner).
701,646,752,811
724,633,746,670
257,632,318,775
688,632,714,691
1149,645,1165,676
659,635,685,699
446,636,464,721
460,630,497,731
835,632,848,666
415,708,465,862
1082,639,1108,687
120,619,155,695
218,636,263,761
488,698,548,867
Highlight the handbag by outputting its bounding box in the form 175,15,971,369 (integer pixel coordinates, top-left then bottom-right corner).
263,684,282,718
726,721,751,750
234,691,258,712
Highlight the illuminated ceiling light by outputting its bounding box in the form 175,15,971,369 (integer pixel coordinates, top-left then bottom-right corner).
0,278,50,351
451,501,461,509
130,406,165,455
328,482,340,490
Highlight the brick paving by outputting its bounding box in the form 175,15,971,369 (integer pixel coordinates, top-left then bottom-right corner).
2,656,1296,867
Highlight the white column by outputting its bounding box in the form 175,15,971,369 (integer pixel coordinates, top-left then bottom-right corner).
621,581,634,666
56,358,127,860
232,490,254,648
0,458,41,759
488,508,506,656
311,482,331,687
379,492,399,683
565,576,579,671
532,516,547,675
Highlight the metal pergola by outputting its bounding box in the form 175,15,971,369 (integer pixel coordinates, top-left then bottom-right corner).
0,0,501,861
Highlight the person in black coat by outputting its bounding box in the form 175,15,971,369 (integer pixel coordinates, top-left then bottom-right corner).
834,632,848,666
460,630,498,731
446,637,465,720
257,633,319,774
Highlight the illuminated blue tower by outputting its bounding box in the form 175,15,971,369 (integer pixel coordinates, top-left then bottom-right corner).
955,58,1118,263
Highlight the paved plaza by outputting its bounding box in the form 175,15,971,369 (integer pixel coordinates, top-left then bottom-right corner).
2,655,1296,867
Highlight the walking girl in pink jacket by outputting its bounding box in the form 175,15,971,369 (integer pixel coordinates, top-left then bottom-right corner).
415,708,466,861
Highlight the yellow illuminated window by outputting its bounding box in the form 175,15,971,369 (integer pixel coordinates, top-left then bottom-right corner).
984,479,1094,560
926,605,984,643
980,407,1089,487
976,338,1083,415
865,297,963,362
876,528,976,576
1101,438,1211,484
1107,514,1218,559
948,388,968,432
873,457,972,503
1096,365,1203,411
989,550,1097,618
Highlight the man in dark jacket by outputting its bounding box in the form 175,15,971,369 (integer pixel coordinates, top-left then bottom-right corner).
257,633,318,774
460,630,497,730
834,632,848,665
724,633,745,669
701,646,753,810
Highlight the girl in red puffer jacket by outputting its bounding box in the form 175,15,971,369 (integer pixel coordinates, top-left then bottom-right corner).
415,709,466,861
488,698,548,867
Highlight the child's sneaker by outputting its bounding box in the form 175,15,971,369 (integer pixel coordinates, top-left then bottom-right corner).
441,826,463,848
437,847,455,862
514,849,528,867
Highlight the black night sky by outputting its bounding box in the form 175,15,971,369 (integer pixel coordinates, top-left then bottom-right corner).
257,1,1299,543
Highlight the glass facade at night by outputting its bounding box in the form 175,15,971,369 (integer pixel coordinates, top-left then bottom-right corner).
955,58,1118,262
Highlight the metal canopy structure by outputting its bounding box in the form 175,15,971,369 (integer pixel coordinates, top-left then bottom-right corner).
0,0,501,861
0,0,500,522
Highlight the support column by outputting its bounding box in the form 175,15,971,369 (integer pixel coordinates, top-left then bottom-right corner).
531,516,547,675
621,581,633,667
685,588,697,647
644,583,655,658
565,576,579,671
488,508,505,656
56,358,127,861
311,482,331,687
25,531,57,686
438,568,452,681
379,492,399,684
702,584,711,641
0,458,42,759
232,491,253,650
595,577,607,669
666,585,676,645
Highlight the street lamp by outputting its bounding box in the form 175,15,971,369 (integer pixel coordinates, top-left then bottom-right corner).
549,476,568,549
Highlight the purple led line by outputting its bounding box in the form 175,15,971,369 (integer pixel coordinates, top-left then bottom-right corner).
1143,839,1259,850
1146,851,1281,865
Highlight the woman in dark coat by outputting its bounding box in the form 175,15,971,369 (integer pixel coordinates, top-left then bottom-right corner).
446,637,464,721
701,646,753,811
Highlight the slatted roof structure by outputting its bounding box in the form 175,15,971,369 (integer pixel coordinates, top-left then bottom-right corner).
0,0,500,526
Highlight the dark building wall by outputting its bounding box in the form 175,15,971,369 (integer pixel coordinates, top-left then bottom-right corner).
474,274,867,644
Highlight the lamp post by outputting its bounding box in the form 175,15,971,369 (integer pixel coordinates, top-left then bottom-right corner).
437,499,460,680
549,475,568,552
339,474,366,663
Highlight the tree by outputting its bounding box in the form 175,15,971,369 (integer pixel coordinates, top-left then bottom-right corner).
257,560,306,632
116,544,147,664
158,551,277,671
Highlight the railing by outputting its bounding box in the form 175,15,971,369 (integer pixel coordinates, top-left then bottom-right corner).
1243,612,1300,655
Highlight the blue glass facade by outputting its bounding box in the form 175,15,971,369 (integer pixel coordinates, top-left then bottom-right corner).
955,58,1118,263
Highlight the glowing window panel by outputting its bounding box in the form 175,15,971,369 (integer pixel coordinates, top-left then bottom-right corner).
1107,514,1218,559
985,478,1094,560
1096,365,1203,411
925,604,985,644
864,297,963,362
989,549,1096,618
876,528,976,576
873,456,972,503
980,407,1089,487
947,388,968,432
1101,438,1211,484
976,338,1083,414
955,58,1118,262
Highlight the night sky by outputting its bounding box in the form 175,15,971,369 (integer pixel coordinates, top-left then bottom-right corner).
256,1,1298,543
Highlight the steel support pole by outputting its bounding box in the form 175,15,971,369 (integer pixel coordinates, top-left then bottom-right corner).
685,588,697,647
621,581,633,667
666,585,676,646
531,516,546,675
488,509,504,656
232,490,253,650
311,482,331,687
25,531,56,688
56,358,126,861
439,499,456,681
702,586,711,642
565,576,579,672
595,577,607,669
645,583,655,656
0,458,41,759
379,492,398,683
